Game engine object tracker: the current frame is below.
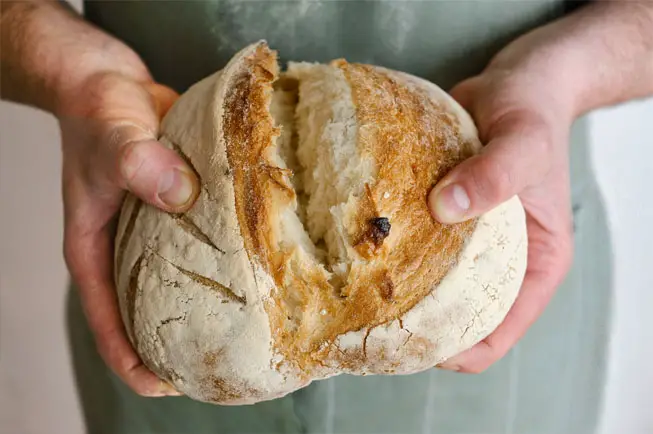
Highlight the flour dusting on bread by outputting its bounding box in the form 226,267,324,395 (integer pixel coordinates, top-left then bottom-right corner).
114,41,528,405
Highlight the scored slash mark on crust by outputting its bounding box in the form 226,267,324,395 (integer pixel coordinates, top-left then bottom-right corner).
127,253,146,343
153,252,246,305
174,265,246,305
116,199,143,275
165,137,229,255
171,213,226,254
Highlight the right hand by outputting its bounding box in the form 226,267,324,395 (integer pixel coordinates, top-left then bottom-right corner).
58,71,200,396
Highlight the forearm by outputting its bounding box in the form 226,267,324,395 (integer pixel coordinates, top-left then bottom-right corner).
489,0,653,117
0,0,150,114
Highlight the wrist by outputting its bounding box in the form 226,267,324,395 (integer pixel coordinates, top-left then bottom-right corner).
480,46,579,128
487,1,653,119
568,2,653,115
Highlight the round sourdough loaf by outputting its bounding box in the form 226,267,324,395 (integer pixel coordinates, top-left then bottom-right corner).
114,41,528,405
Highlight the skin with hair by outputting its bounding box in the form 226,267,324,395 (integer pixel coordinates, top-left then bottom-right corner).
1,0,652,395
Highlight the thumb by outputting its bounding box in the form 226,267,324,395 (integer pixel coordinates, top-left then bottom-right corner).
116,131,200,213
428,112,555,223
97,81,200,213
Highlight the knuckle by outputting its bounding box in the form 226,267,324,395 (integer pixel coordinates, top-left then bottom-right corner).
116,139,149,189
516,112,557,167
470,156,514,205
450,76,482,110
69,73,130,119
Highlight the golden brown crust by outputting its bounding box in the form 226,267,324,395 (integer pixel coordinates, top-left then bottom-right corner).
221,50,480,375
220,45,311,376
203,375,261,403
222,45,281,267
326,61,478,334
310,62,478,367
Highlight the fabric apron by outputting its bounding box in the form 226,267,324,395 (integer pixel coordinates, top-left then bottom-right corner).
67,1,611,433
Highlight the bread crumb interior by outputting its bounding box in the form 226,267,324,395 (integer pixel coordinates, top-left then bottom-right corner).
268,63,374,294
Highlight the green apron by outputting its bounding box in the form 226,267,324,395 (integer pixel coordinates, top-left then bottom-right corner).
68,1,610,433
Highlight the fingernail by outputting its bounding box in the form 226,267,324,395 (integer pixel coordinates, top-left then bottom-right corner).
159,381,183,396
430,183,470,223
436,362,461,372
158,168,194,208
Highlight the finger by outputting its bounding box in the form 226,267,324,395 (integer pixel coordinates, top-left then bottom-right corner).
428,111,554,223
448,76,480,111
64,215,182,397
437,215,573,373
143,82,180,121
87,77,198,214
115,133,200,213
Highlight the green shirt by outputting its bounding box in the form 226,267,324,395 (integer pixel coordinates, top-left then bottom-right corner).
84,0,581,93
70,2,609,434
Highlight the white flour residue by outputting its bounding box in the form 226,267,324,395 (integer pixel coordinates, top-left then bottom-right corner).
205,0,318,54
375,1,416,53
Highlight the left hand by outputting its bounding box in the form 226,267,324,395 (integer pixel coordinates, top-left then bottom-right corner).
429,43,577,373
59,72,199,396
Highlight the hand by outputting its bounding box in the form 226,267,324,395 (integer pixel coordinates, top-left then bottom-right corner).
1,0,201,397
428,52,576,373
59,72,200,395
426,0,653,374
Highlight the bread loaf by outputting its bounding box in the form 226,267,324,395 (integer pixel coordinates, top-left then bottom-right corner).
114,41,527,405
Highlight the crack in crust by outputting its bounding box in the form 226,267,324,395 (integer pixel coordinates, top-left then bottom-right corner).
362,328,372,359
402,328,414,348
